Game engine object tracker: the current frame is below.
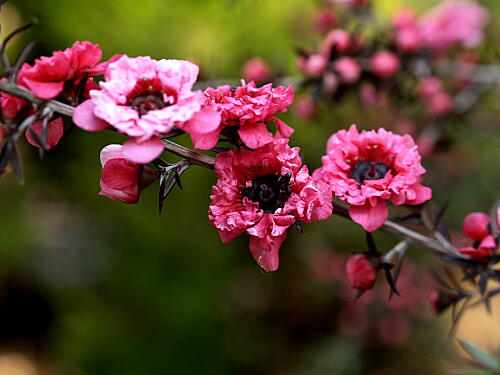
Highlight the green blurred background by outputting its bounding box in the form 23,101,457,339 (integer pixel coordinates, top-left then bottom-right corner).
0,0,499,374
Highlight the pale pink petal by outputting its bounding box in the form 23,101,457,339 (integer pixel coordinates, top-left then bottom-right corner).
100,144,125,166
181,106,221,134
122,137,164,164
73,100,109,131
349,200,388,232
189,130,220,150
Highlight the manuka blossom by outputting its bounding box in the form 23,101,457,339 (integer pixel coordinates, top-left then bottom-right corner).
73,56,221,163
197,81,294,150
209,138,332,271
99,144,156,204
419,0,489,52
19,41,118,100
345,254,377,291
314,125,432,232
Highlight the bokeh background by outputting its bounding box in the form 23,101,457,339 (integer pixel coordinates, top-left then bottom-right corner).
0,0,499,374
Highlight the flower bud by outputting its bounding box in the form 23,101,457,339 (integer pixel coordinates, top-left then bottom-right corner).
334,57,361,84
293,97,316,120
462,212,490,241
313,9,336,32
320,29,350,57
242,57,270,85
345,254,377,291
300,54,327,77
370,51,400,79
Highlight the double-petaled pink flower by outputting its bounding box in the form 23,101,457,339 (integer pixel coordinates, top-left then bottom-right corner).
209,138,332,271
99,144,156,204
73,56,221,163
197,81,294,150
314,124,432,232
419,0,489,52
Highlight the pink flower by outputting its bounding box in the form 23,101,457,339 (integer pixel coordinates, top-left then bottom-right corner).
314,124,432,232
99,144,156,204
333,57,361,84
73,56,221,163
345,254,377,291
370,51,400,79
298,54,327,77
419,0,489,52
241,57,270,85
199,81,294,150
459,235,497,261
462,212,490,241
19,41,117,100
209,138,332,271
418,77,453,117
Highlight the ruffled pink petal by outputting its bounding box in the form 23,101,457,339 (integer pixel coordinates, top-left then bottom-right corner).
273,117,294,138
405,184,432,205
73,100,109,131
249,234,286,272
238,122,274,149
349,200,388,232
86,54,123,76
25,117,64,149
122,137,164,164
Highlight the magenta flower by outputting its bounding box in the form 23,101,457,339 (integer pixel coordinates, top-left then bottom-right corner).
419,0,489,52
197,81,294,150
73,56,221,163
345,254,377,292
19,41,118,100
209,138,332,271
314,124,432,232
333,57,361,84
99,144,156,204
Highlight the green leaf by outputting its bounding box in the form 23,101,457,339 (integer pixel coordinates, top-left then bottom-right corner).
459,340,500,371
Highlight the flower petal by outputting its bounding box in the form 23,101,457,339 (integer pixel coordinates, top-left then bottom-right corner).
349,200,388,232
122,137,164,164
73,99,109,131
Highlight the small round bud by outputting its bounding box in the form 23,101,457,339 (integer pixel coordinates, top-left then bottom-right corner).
370,51,400,79
345,254,377,291
462,212,490,241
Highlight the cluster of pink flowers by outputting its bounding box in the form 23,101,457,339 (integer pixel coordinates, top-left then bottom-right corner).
458,212,499,261
314,125,432,232
1,41,117,149
209,138,332,271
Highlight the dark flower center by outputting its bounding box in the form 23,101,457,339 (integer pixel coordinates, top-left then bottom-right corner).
350,161,390,184
127,79,176,117
243,173,292,213
129,94,167,116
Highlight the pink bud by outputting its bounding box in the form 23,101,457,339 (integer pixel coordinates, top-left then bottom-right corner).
428,91,452,117
418,77,443,97
345,254,377,291
496,207,500,231
302,54,327,77
396,28,421,53
334,57,361,84
320,29,350,57
294,96,317,120
370,51,400,79
313,9,336,32
462,212,490,241
322,71,339,94
241,57,270,84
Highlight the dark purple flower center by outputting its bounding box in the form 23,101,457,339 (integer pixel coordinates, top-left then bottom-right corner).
129,94,167,116
351,161,390,184
243,173,292,213
127,79,177,117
